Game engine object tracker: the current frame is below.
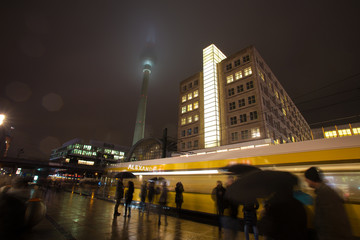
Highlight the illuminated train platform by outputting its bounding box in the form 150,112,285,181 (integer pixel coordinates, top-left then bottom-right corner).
106,136,360,238
22,189,258,240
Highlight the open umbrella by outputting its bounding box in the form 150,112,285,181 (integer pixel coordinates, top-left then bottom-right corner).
221,164,261,175
148,177,166,182
225,170,298,204
114,172,136,179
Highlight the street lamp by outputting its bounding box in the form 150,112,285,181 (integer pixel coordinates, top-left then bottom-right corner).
0,114,5,126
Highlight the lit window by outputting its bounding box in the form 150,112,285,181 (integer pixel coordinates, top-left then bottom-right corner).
181,118,186,125
187,104,193,111
227,75,234,83
188,116,192,123
193,90,199,98
251,128,260,138
182,95,187,103
244,67,252,76
258,70,265,81
282,108,287,116
194,101,199,109
275,91,279,99
188,93,193,100
194,115,199,121
353,128,360,135
181,106,186,114
231,132,239,141
235,71,243,80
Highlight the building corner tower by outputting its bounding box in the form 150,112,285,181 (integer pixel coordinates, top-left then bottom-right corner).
132,39,156,146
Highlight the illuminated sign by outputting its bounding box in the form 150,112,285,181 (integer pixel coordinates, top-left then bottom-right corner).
127,164,155,172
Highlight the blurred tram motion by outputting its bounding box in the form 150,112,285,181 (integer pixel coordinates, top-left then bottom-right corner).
105,135,360,237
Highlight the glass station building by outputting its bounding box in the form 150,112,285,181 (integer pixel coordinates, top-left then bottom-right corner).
50,138,129,167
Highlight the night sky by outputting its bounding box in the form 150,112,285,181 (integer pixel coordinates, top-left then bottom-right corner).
1,1,360,160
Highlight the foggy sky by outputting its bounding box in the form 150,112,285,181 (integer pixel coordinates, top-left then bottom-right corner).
1,1,360,160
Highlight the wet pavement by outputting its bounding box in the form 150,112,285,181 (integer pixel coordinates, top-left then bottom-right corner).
22,190,262,240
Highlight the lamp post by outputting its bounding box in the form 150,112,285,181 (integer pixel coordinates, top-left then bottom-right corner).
0,114,6,159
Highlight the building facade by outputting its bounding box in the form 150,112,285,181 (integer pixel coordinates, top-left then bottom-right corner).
312,122,360,139
50,139,129,167
178,44,312,152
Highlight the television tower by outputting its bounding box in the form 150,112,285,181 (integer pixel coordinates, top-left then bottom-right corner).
132,36,156,146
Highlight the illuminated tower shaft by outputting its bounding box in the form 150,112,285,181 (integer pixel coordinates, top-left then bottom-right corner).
132,65,151,145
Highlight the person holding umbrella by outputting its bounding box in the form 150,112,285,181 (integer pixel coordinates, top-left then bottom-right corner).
304,167,353,240
113,179,124,217
124,181,134,218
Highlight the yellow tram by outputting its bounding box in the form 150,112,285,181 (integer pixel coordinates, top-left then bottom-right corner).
106,135,360,236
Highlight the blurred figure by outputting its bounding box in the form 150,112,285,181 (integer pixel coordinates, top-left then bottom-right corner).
124,181,134,217
0,177,30,239
223,176,239,240
258,189,307,240
147,181,155,213
158,181,169,225
212,180,226,232
113,179,124,217
304,167,353,240
139,181,147,214
243,199,259,240
175,182,184,216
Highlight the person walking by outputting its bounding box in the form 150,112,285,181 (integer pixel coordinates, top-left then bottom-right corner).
211,181,226,232
124,181,134,218
304,167,353,240
243,200,259,240
139,181,147,214
147,181,155,214
175,182,184,216
158,181,169,225
113,179,124,217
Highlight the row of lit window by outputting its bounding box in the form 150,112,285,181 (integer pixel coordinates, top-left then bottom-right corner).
226,67,253,84
226,55,250,71
72,149,97,157
181,127,199,137
181,114,199,125
182,90,199,103
228,81,254,96
181,101,199,114
230,111,258,125
324,128,360,138
231,127,260,141
104,149,125,156
229,96,256,111
181,140,199,150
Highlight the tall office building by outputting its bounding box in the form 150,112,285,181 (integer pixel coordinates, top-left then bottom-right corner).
178,44,312,152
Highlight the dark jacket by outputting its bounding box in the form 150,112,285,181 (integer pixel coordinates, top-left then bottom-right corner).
147,183,155,203
314,183,353,240
243,200,259,225
139,184,147,202
212,185,226,207
125,184,134,204
258,192,307,240
114,181,124,200
159,186,169,205
175,183,184,204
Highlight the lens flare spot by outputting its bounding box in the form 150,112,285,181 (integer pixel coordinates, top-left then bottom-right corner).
42,93,63,112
